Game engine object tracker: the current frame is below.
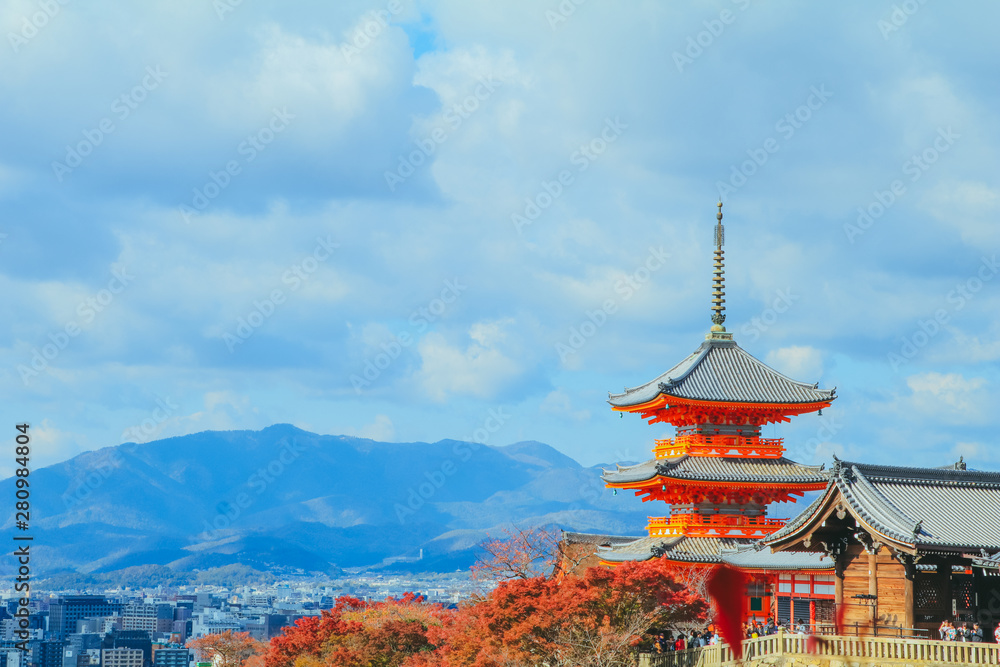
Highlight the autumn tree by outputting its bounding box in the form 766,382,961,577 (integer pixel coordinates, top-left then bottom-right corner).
263,562,704,667
470,525,563,581
189,631,264,667
265,594,441,667
422,557,707,667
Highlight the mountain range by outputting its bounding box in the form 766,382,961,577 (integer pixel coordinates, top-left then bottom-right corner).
2,425,651,578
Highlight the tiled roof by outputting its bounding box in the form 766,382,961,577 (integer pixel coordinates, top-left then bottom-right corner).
764,459,1000,552
598,535,753,564
720,547,834,571
561,532,642,546
608,337,836,407
759,493,826,543
603,455,828,485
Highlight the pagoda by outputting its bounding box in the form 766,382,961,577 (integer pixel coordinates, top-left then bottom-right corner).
597,203,839,621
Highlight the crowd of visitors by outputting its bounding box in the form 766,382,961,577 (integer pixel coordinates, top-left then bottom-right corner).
650,616,1000,653
937,619,988,642
742,617,812,637
649,617,813,652
650,628,720,653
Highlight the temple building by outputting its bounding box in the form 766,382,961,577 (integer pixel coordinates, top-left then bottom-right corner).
760,457,1000,635
559,202,1000,634
584,203,840,621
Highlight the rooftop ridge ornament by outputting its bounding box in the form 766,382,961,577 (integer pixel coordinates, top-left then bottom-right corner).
711,201,726,332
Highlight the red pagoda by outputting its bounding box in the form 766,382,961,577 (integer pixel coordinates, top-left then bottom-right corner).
597,203,839,623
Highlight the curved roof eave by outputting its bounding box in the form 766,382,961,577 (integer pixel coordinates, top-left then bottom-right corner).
608,337,837,408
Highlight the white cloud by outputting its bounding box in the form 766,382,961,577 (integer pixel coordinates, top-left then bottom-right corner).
952,441,991,466
539,390,590,422
869,372,993,432
151,392,256,441
469,318,512,346
905,372,989,423
413,321,525,402
0,419,82,476
2,1,1000,472
349,414,396,442
232,22,405,132
923,180,1000,247
765,346,824,382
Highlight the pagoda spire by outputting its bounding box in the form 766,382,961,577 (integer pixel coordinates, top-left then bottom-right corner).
711,201,726,332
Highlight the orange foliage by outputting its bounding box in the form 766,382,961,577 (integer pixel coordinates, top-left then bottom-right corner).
189,631,264,667
265,560,705,667
421,558,705,667
265,594,442,667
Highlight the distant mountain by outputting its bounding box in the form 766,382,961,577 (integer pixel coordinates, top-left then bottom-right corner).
1,425,649,577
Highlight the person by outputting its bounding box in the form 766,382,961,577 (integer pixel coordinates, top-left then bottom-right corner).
766,617,776,635
674,634,686,651
796,619,807,634
993,624,1000,644
971,623,983,643
653,633,665,653
946,621,956,641
939,619,949,640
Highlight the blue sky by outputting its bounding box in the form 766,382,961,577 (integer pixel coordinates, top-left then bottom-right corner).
2,0,999,483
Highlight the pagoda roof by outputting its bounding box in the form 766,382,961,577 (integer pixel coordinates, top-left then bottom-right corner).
603,455,828,486
561,531,642,547
598,535,749,564
596,534,833,570
762,458,1000,554
608,335,836,408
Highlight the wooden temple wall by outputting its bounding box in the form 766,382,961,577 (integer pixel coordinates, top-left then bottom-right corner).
840,545,873,629
556,540,604,576
873,549,910,627
836,545,915,634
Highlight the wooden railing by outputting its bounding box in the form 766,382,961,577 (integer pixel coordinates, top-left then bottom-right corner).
652,434,784,459
646,514,787,538
639,631,1000,667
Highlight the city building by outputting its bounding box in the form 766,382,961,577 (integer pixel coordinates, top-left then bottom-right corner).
49,599,124,642
120,607,173,635
100,649,143,667
189,612,243,638
63,634,103,667
151,649,190,667
0,647,25,667
101,632,151,667
30,640,65,667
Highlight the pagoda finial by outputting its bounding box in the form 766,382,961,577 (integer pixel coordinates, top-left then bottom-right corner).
710,201,726,332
